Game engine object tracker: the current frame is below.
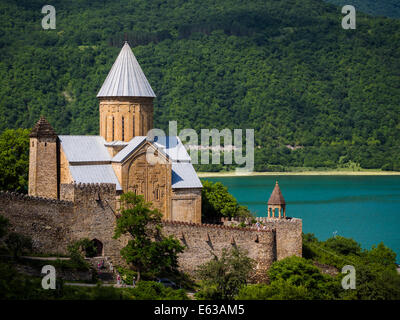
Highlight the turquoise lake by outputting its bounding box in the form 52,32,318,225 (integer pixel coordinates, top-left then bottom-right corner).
202,175,400,262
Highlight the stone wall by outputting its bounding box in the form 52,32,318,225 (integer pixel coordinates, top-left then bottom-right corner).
162,221,276,283
0,185,302,283
171,188,202,224
254,217,302,260
0,191,73,254
60,182,125,262
28,136,58,199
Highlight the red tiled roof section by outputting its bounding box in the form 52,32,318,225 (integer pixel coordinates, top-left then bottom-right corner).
29,117,57,138
268,181,285,205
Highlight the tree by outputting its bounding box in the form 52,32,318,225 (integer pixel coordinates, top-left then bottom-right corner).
75,238,98,258
323,236,362,256
340,264,400,300
127,281,188,300
66,239,93,269
366,242,397,269
5,232,32,258
201,180,252,221
196,247,255,300
113,192,184,282
267,256,341,299
236,280,310,300
0,129,30,193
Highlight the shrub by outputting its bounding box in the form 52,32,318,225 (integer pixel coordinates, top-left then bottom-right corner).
5,232,32,258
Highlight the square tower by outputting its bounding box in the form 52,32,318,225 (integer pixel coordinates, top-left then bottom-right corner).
28,117,59,199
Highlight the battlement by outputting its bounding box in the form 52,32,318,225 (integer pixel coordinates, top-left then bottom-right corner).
60,182,117,203
0,190,73,207
70,182,116,192
254,216,302,224
162,219,275,233
221,216,301,224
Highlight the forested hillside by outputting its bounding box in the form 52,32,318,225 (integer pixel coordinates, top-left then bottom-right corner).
325,0,400,18
0,0,399,171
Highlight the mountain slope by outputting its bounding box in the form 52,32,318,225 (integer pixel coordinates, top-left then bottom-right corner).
0,0,399,170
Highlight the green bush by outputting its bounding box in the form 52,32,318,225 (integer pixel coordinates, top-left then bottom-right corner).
201,180,253,221
5,232,32,258
236,281,310,300
126,281,188,300
195,247,255,300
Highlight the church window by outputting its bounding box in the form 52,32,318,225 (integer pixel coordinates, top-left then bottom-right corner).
155,186,160,200
122,116,125,141
112,116,115,141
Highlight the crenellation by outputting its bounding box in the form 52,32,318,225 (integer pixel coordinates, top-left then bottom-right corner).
0,190,74,207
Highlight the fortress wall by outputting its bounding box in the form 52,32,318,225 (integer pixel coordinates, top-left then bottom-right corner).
255,217,302,259
162,221,276,283
60,183,125,260
0,186,301,283
0,191,74,254
224,216,303,260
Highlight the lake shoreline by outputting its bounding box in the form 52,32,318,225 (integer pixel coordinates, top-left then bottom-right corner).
197,170,400,178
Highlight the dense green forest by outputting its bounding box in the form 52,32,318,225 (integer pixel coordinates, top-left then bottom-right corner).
325,0,400,19
0,0,399,171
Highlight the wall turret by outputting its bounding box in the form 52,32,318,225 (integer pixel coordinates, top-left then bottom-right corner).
28,117,59,199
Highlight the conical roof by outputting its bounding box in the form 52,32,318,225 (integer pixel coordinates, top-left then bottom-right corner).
268,181,286,205
29,117,57,138
97,42,156,98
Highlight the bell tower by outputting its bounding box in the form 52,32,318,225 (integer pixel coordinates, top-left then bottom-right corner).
267,181,286,218
97,42,156,142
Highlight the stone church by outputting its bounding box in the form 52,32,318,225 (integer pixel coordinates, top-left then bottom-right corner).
28,42,202,223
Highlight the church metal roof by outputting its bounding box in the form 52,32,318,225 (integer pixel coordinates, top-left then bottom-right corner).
111,136,191,163
69,164,122,190
97,42,156,98
59,135,111,163
153,136,192,162
112,136,147,163
172,163,203,189
59,134,201,190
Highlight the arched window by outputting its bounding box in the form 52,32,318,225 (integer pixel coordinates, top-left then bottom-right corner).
154,186,160,201
122,116,125,141
132,116,135,136
112,116,115,141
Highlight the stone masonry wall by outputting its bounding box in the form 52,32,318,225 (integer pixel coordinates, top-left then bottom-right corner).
254,217,302,260
162,221,276,283
0,185,302,283
0,191,74,254
60,182,126,262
